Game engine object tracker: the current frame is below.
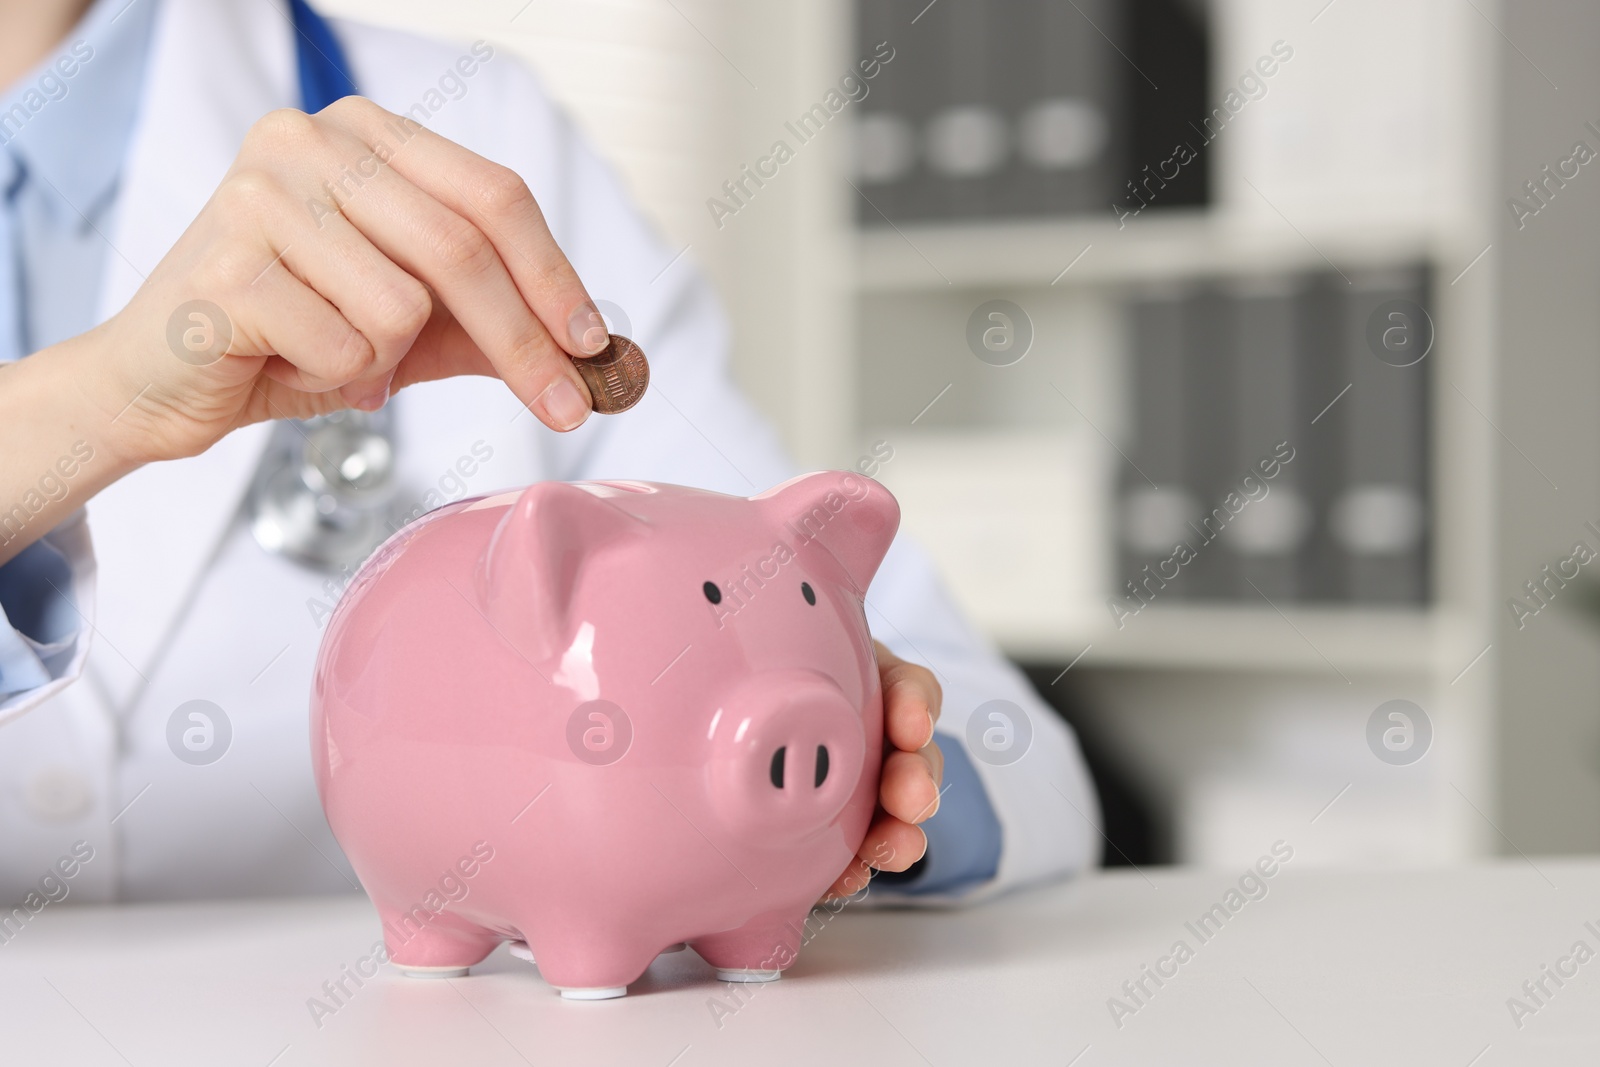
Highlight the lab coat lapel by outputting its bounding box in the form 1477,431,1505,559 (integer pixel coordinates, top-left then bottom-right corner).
86,0,295,708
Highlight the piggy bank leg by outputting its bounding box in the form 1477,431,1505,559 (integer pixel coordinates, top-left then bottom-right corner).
521,926,657,1000
690,911,806,984
378,904,500,978
551,941,684,996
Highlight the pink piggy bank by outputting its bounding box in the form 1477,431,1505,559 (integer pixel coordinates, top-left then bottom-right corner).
310,471,900,999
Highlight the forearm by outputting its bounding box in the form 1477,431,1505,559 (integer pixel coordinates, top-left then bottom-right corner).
0,331,139,565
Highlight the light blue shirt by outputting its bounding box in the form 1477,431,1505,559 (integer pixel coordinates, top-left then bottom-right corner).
0,0,157,696
0,0,157,357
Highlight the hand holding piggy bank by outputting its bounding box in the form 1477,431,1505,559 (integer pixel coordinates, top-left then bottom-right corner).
311,471,901,998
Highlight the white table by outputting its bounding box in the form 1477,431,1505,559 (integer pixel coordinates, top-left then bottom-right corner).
3,861,1598,1066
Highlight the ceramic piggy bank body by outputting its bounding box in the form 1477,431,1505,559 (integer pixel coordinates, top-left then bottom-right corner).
310,471,899,999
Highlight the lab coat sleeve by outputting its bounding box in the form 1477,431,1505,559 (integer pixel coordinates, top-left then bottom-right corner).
455,56,1101,901
0,509,96,726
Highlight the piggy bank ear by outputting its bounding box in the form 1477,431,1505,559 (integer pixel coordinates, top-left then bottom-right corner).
477,482,644,662
758,471,900,594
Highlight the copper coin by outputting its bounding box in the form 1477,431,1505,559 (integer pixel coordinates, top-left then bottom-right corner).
572,334,649,414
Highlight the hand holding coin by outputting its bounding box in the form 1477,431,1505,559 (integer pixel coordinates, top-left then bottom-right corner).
571,334,649,414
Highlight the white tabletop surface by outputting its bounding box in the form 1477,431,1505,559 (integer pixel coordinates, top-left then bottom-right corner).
3,860,1598,1066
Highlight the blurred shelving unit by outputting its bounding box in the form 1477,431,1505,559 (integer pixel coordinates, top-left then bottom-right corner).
732,0,1529,869
830,0,1600,869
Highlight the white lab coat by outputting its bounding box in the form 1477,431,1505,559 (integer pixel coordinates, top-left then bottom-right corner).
0,0,1098,905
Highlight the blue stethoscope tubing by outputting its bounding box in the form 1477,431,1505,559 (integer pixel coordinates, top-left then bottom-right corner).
289,0,358,111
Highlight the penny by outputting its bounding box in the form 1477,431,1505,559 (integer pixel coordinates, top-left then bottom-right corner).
572,334,649,414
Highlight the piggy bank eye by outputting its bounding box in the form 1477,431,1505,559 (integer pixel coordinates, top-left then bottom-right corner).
703,581,722,605
801,581,816,606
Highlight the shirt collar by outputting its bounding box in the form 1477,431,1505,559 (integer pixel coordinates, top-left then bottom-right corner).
0,0,160,220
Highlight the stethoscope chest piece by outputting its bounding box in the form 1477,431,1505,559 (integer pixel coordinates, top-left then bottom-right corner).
248,410,401,572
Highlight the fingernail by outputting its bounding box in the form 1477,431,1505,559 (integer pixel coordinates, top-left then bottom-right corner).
924,709,936,746
914,828,929,862
568,302,609,355
353,374,392,412
539,376,591,430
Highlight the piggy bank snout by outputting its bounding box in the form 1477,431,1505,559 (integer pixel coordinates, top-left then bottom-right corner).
708,671,868,841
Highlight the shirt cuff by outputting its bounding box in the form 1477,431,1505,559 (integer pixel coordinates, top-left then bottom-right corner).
0,516,90,701
871,738,1002,899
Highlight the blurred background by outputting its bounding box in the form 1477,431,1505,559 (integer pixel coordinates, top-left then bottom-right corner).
319,0,1600,869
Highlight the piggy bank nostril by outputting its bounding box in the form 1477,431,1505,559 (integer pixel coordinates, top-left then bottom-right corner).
814,745,829,788
770,746,786,789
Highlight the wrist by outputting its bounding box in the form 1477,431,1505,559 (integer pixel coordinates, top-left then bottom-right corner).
62,318,197,471
40,328,149,482
0,337,141,564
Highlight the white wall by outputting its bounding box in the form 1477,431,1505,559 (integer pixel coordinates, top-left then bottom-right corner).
318,0,731,262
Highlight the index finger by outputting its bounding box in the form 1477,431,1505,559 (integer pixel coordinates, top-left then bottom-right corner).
322,99,609,358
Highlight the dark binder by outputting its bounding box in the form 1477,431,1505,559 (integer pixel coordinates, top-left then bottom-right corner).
1293,272,1353,602
1224,277,1309,601
1005,0,1124,218
1178,286,1238,600
1334,268,1432,603
852,0,917,224
1117,285,1198,613
920,0,1005,219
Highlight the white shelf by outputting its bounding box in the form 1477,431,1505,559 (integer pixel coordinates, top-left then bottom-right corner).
856,211,1439,293
988,604,1448,676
